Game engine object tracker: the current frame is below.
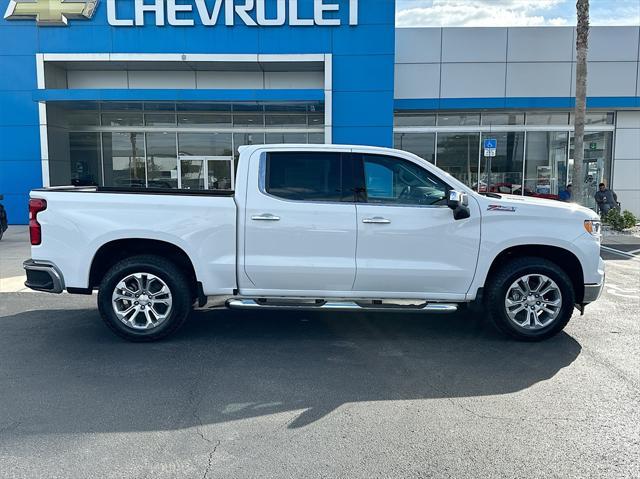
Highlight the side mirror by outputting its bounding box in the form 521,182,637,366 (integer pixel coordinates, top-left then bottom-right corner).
447,190,471,220
447,190,467,209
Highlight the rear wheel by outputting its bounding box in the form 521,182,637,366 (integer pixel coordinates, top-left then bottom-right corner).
485,257,575,341
97,255,192,342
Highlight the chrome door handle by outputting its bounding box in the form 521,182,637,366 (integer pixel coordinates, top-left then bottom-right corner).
251,214,280,221
362,217,391,224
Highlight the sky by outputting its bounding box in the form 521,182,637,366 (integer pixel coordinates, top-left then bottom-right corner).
395,0,640,27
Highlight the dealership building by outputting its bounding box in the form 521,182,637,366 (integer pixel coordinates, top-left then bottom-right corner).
1,0,639,223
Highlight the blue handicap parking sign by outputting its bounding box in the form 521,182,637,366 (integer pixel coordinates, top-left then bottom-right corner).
483,138,497,149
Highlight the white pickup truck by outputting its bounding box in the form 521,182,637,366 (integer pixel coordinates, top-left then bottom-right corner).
24,144,604,342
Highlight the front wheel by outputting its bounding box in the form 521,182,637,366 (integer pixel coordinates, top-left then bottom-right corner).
485,257,575,341
97,255,193,342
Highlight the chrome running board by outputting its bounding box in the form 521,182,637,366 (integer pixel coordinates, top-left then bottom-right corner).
226,299,458,313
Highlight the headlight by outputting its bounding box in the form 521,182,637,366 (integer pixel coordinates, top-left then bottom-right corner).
584,220,601,237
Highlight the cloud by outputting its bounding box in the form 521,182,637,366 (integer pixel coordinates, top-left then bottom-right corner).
396,0,566,27
395,0,639,27
589,4,640,26
548,17,570,26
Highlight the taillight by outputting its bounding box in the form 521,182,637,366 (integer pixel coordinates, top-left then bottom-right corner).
29,198,47,246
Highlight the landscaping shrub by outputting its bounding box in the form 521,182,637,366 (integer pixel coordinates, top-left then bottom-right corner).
622,210,638,229
605,208,638,231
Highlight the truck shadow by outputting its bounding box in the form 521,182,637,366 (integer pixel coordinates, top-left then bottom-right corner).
0,307,581,435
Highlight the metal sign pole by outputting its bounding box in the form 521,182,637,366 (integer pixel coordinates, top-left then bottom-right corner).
483,138,497,195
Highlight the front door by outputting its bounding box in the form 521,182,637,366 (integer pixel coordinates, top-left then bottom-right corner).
352,153,481,298
242,150,357,294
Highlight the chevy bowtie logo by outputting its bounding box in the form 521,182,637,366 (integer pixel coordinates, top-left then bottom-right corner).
4,0,98,25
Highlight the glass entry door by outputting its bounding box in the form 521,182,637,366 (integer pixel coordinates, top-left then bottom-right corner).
207,157,234,190
178,156,234,190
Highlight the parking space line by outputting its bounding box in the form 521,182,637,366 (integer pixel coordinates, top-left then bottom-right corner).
601,245,640,260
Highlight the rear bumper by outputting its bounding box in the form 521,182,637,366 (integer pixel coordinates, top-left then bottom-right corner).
23,259,65,294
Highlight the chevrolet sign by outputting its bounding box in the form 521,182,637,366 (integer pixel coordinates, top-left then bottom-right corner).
4,0,99,25
5,0,359,27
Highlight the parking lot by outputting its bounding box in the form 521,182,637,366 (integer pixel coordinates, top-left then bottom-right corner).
1,227,639,478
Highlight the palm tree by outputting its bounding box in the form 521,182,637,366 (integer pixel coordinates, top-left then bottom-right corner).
572,0,589,205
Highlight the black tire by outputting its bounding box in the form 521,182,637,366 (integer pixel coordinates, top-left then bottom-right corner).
485,256,575,341
97,255,192,342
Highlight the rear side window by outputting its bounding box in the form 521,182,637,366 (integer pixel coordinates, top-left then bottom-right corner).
265,152,344,202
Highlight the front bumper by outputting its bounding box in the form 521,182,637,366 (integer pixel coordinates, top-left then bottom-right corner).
580,254,605,305
583,279,604,304
23,259,65,294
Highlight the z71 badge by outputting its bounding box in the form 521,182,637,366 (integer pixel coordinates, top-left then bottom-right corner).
488,204,517,212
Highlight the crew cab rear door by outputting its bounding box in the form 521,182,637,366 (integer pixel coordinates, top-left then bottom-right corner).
352,153,481,298
241,150,357,295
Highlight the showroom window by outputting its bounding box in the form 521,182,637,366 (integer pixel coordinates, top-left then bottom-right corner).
524,131,568,197
46,101,325,190
393,133,436,162
437,113,480,126
393,110,614,204
394,113,436,127
178,113,232,127
69,132,102,187
525,112,569,125
569,131,614,209
436,133,480,188
146,132,178,189
102,132,146,188
481,113,524,126
479,132,524,194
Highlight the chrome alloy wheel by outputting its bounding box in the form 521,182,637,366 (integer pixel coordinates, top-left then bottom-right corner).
111,273,173,330
504,274,562,330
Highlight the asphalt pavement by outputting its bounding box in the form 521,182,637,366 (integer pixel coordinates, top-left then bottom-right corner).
0,230,639,478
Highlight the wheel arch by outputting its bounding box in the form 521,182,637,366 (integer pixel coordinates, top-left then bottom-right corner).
484,245,585,303
89,239,199,297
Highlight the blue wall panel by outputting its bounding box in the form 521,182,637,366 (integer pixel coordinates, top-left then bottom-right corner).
0,24,38,54
0,0,397,223
0,55,37,90
258,27,331,53
332,55,394,91
38,25,114,52
0,126,42,160
0,92,39,126
0,160,41,194
333,126,393,147
1,193,29,225
395,96,640,111
332,91,394,127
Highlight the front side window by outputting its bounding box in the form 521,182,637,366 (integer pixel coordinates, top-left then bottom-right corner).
361,155,448,206
265,152,343,202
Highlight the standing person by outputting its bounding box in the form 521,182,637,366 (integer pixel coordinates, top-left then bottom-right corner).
0,194,7,240
594,182,618,216
559,184,572,202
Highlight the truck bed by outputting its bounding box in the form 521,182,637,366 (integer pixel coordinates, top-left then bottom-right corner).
29,187,238,295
